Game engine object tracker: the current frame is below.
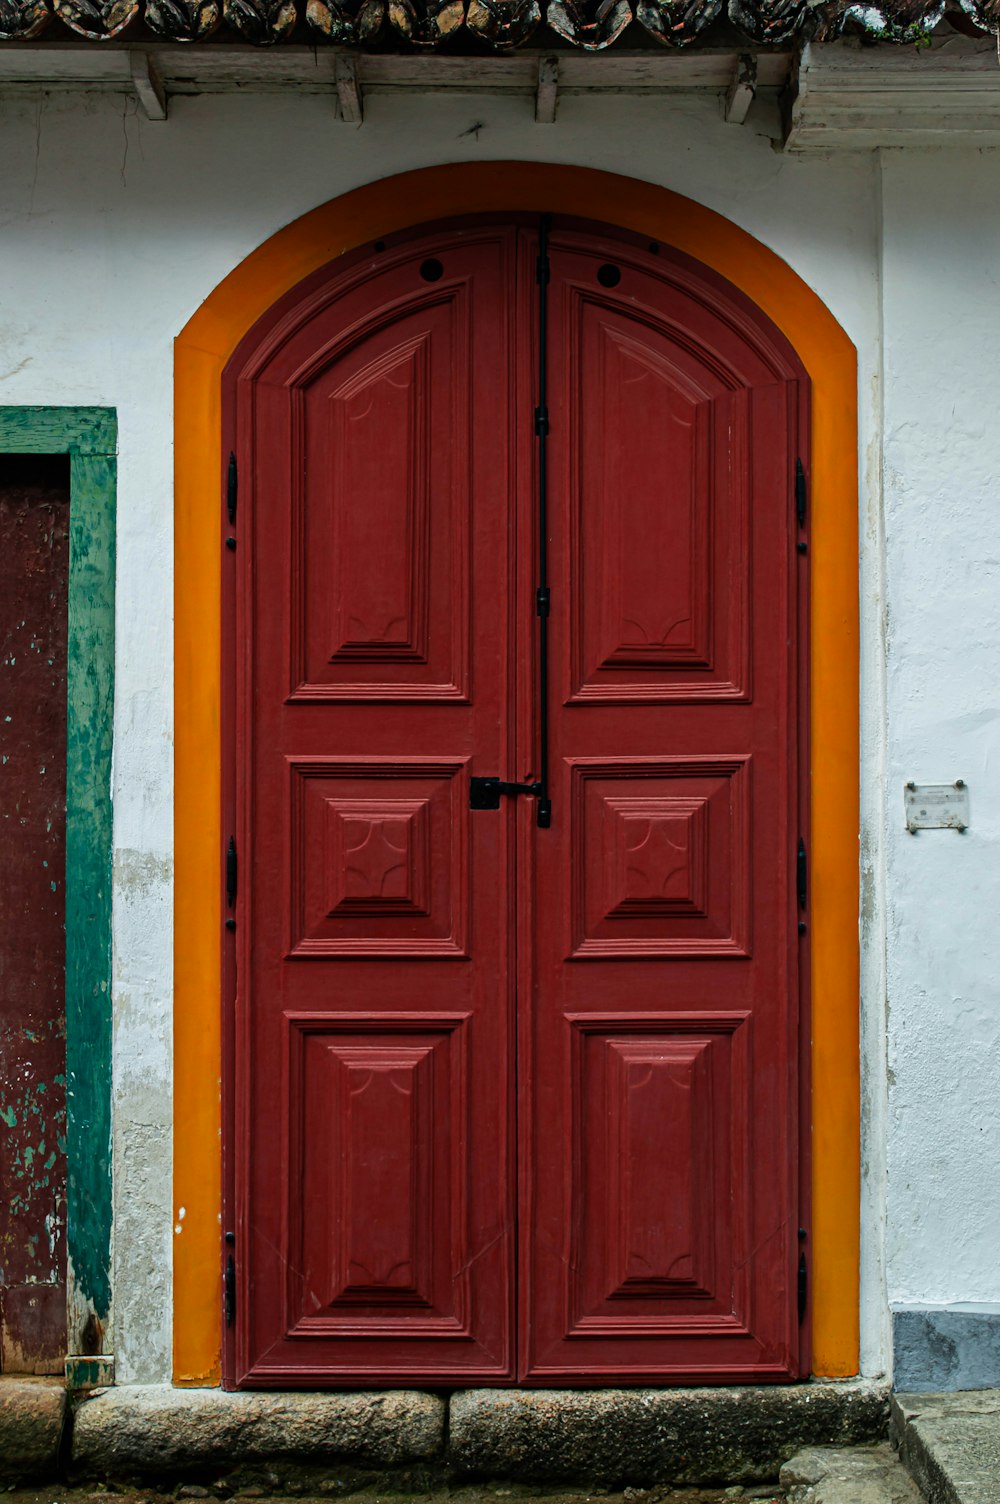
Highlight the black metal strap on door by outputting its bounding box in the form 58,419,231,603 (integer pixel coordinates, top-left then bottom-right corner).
470,214,553,829
533,214,553,828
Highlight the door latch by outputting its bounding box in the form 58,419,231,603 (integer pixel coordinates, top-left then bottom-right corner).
470,777,552,828
470,776,543,810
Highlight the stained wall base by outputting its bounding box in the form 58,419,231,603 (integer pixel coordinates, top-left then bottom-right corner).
893,1307,1000,1393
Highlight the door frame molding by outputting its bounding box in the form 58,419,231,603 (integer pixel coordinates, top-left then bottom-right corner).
0,406,117,1368
173,163,859,1386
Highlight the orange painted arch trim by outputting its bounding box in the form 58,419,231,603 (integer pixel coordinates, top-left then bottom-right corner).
174,162,859,1385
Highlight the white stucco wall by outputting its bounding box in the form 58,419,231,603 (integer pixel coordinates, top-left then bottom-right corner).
880,148,1000,1318
0,82,993,1386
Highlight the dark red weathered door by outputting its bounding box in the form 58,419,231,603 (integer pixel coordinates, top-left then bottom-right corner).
0,456,69,1376
228,218,807,1386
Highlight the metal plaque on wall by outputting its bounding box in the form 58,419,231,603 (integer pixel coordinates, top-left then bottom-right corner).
904,781,970,833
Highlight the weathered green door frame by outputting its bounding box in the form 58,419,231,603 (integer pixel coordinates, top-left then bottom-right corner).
0,408,115,1375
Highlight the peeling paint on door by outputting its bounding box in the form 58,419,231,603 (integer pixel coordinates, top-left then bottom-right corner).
0,453,69,1375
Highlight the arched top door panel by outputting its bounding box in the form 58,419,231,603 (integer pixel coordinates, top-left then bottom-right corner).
228,215,806,393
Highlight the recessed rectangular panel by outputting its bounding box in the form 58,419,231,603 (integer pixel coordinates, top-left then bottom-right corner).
286,1015,470,1338
288,759,467,957
584,322,710,670
292,291,471,701
570,758,751,958
568,1015,750,1337
325,797,431,919
328,339,430,664
610,1038,712,1296
323,1042,432,1303
569,296,750,703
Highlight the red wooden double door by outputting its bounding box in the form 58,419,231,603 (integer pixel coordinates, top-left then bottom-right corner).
225,216,809,1387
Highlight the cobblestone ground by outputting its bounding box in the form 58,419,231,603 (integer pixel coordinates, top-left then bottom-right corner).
1,1447,926,1504
780,1447,922,1504
3,1484,785,1504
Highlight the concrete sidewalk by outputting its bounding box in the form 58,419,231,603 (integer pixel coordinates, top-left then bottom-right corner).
893,1390,1000,1504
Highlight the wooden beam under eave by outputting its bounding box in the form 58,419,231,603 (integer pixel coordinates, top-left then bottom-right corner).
535,55,558,123
130,50,167,120
336,53,363,123
724,51,755,124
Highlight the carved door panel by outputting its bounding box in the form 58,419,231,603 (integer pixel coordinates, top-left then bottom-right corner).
229,218,807,1386
230,228,520,1383
521,228,806,1380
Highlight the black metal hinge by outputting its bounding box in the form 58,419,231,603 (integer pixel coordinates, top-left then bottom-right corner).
225,452,238,550
226,836,237,909
224,1234,236,1328
798,1247,808,1324
795,458,806,529
797,838,807,912
797,837,807,935
227,451,238,524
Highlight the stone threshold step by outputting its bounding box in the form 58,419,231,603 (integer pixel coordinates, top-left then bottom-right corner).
0,1381,889,1488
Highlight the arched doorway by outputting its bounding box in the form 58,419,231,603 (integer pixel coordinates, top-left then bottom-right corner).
220,213,809,1385
174,164,860,1389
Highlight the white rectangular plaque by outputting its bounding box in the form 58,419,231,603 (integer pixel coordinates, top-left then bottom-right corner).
904,781,969,833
